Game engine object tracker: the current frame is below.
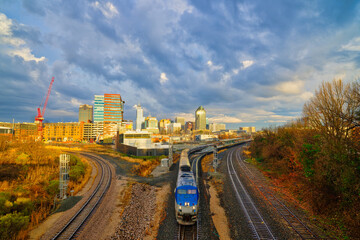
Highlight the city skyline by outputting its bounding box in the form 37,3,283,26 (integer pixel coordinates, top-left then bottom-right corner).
1,1,360,130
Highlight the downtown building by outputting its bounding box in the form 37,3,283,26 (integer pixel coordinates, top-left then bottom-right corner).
239,126,256,133
43,122,84,142
103,94,125,138
93,94,125,138
209,123,226,132
0,122,37,141
185,121,194,133
144,116,159,134
135,104,145,131
79,104,93,123
175,117,185,130
159,119,171,134
195,106,206,130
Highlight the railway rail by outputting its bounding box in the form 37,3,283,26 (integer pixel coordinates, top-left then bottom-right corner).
234,147,319,239
227,147,276,239
177,224,198,240
52,153,112,240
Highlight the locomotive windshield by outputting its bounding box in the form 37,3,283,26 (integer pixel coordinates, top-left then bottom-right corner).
180,165,191,172
177,189,197,194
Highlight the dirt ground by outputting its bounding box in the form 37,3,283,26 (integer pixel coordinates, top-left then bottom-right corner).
208,183,231,240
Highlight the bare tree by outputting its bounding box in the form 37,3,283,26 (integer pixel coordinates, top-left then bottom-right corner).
303,79,359,146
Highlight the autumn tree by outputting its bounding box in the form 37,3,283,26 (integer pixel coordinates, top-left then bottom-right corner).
303,79,360,201
303,79,358,149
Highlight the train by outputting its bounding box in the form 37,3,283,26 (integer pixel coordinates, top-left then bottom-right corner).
174,149,199,225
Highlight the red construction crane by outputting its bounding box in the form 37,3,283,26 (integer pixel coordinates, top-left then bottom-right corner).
35,77,55,139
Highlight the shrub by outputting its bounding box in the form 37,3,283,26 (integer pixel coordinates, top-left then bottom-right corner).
0,212,29,240
46,180,59,196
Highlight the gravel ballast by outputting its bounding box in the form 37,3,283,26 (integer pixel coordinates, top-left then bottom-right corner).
110,183,156,240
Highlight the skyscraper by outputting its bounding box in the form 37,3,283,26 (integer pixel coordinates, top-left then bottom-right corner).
195,106,206,130
175,117,185,130
135,104,145,130
79,104,93,123
104,94,124,123
94,95,104,122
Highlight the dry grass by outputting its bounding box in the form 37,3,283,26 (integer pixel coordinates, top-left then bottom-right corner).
118,182,134,218
201,154,214,173
132,159,160,177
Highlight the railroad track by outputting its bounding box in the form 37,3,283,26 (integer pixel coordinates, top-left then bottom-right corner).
227,147,276,239
177,223,198,240
234,147,319,239
52,153,112,240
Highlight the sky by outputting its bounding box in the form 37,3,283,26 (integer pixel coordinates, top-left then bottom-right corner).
0,0,360,130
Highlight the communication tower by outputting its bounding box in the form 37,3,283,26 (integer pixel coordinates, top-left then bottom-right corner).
59,154,70,199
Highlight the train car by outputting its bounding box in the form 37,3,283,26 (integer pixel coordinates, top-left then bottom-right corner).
175,149,199,225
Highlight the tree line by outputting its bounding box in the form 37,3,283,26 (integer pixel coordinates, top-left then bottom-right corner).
250,79,360,238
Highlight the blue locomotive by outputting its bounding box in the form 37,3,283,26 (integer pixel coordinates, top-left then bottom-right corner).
174,149,199,225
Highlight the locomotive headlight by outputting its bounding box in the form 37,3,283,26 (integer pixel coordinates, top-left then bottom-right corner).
179,206,182,210
192,206,196,210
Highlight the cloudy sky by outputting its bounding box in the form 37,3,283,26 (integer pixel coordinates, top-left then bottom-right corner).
1,0,359,130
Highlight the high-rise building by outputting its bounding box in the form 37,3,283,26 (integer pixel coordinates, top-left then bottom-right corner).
145,116,159,134
175,117,185,130
135,104,145,130
159,119,171,134
79,104,93,123
195,106,206,130
93,94,125,138
94,95,104,122
104,94,124,123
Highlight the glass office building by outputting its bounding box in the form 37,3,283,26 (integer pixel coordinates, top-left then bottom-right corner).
94,95,104,122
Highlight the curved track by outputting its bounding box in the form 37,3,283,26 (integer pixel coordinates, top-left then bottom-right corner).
234,147,319,239
52,153,112,240
227,147,276,239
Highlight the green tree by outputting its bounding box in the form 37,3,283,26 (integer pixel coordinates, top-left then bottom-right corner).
0,213,29,240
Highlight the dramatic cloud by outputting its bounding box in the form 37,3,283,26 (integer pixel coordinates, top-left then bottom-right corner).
1,0,360,129
0,13,45,62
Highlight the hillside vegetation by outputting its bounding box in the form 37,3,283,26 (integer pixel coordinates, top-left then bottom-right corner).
250,80,360,238
0,140,90,240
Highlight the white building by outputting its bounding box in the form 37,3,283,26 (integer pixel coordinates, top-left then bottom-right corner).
135,104,145,130
120,131,152,147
